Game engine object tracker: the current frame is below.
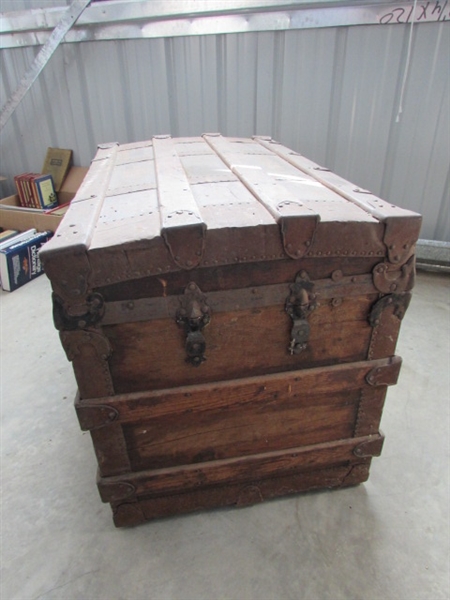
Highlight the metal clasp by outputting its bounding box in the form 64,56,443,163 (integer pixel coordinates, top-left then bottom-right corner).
285,271,317,355
176,282,211,366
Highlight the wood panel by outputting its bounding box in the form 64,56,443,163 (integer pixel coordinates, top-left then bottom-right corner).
95,256,381,302
98,434,383,502
76,357,400,425
105,297,375,393
111,462,371,527
78,358,399,476
123,390,359,471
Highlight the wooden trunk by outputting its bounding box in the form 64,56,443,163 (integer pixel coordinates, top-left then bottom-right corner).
40,135,421,527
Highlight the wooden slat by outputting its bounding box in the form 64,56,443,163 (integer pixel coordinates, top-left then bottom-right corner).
201,137,315,200
40,143,119,259
153,135,206,269
254,137,418,221
88,189,161,251
77,356,401,423
79,357,399,473
153,136,203,225
203,134,320,258
255,137,422,265
81,358,396,476
98,433,384,501
110,461,371,526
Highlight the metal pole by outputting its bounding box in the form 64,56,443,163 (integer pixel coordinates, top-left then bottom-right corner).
0,0,92,132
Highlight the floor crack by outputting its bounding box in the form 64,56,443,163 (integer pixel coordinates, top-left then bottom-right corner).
32,569,101,600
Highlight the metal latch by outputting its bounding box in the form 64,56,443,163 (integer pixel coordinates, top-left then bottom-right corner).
176,282,211,366
285,271,318,355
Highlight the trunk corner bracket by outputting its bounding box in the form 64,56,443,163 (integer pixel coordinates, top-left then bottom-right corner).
372,255,415,294
53,292,105,331
76,403,119,431
354,435,384,458
368,293,412,327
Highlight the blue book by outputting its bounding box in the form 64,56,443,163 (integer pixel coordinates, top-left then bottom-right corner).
33,174,58,209
0,231,53,291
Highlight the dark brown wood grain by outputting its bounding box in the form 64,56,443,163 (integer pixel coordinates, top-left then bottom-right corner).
100,435,380,501
76,358,398,474
110,461,371,527
123,391,359,471
75,357,400,425
94,256,382,302
354,388,387,437
98,433,381,505
104,297,376,393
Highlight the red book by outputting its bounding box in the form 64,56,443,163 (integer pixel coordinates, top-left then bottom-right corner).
21,174,31,207
29,173,43,208
27,174,36,208
20,173,33,207
13,175,26,207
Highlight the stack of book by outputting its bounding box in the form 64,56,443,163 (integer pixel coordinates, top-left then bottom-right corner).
0,229,21,246
0,228,53,292
14,173,58,210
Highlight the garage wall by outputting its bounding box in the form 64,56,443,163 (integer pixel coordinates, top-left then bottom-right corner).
0,17,448,240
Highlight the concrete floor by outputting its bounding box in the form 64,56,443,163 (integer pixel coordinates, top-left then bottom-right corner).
1,271,449,600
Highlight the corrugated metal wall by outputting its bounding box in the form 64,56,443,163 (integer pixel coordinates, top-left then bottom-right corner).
1,22,449,240
0,0,68,10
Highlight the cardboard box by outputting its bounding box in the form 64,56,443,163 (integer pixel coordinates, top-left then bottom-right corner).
0,167,88,233
57,166,88,204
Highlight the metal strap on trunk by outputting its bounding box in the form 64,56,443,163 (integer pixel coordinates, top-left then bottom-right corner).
101,272,377,326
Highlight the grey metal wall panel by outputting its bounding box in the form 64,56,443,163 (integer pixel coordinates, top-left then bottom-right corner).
0,0,68,11
3,1,450,48
0,23,448,240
